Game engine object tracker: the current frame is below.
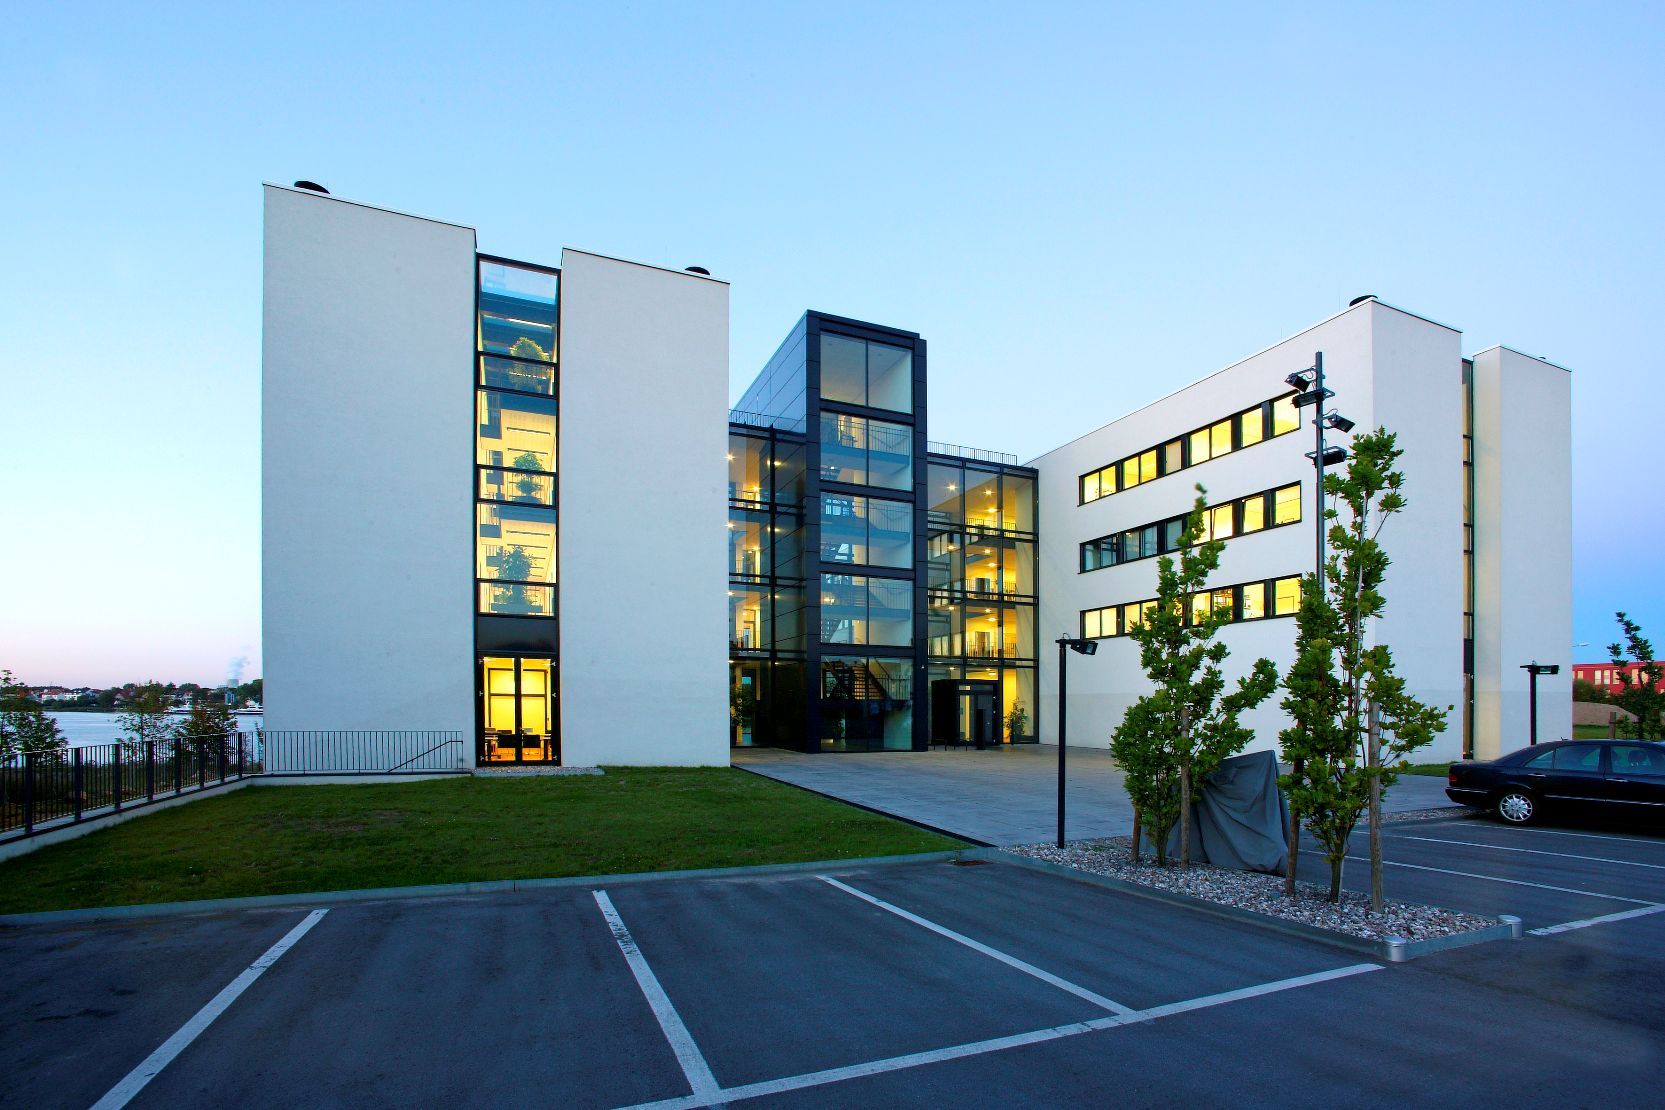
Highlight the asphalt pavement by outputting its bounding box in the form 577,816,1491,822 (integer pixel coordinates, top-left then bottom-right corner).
5,819,1665,1109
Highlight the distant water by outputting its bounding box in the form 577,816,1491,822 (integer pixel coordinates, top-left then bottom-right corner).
47,711,263,749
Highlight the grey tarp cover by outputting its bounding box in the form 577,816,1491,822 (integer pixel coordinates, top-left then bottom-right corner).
1147,749,1290,874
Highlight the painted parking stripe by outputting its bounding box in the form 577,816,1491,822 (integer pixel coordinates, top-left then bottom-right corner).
1527,904,1665,936
593,890,722,1105
617,963,1382,1110
1391,834,1665,871
90,909,328,1110
1343,855,1655,904
1484,826,1665,848
819,875,1138,1016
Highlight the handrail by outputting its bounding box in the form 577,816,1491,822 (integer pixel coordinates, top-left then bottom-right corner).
388,738,463,773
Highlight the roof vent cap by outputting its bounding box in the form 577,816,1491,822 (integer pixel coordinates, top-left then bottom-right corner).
1349,294,1376,307
293,180,330,194
685,266,710,275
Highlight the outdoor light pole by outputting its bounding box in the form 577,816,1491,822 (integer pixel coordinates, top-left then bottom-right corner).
1056,636,1098,848
1285,352,1354,587
1520,662,1560,745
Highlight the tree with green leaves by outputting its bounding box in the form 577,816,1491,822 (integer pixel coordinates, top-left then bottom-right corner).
0,669,68,762
1112,486,1279,867
118,681,179,755
179,695,237,763
1607,614,1663,740
1280,429,1448,906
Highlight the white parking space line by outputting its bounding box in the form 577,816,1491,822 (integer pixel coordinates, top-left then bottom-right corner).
819,875,1137,1016
617,963,1382,1110
1527,904,1665,936
1496,826,1665,848
1344,855,1655,904
593,890,722,1106
89,909,328,1110
1392,834,1665,871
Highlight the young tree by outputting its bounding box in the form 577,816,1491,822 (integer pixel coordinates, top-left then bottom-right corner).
1112,486,1278,867
1607,614,1664,740
0,669,69,761
1280,429,1448,904
179,696,237,763
118,681,178,755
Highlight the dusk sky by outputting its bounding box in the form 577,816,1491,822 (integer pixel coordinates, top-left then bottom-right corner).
1,2,1659,688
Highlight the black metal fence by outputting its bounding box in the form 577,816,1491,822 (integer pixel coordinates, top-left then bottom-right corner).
0,730,467,845
259,730,464,775
0,732,257,844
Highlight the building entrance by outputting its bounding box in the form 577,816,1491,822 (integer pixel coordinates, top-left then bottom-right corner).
930,679,1000,749
478,655,558,764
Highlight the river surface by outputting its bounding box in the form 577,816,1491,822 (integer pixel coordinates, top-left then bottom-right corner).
47,711,263,749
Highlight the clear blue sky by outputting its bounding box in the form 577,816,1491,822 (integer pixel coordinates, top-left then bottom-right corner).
1,2,1658,687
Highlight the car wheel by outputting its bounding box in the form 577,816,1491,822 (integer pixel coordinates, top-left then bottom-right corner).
1496,789,1536,825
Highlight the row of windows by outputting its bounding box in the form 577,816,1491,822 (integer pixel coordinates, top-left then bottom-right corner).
1079,484,1301,572
1081,574,1303,639
1079,394,1301,504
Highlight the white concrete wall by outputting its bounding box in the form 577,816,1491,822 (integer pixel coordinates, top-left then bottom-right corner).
262,186,476,758
1031,300,1470,761
1471,346,1573,759
558,250,730,766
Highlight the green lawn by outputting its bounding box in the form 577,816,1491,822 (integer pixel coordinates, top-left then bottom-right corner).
0,768,962,915
1398,763,1452,777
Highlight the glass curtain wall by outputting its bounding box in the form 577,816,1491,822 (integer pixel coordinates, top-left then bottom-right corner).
476,257,560,763
926,458,1038,745
728,428,808,746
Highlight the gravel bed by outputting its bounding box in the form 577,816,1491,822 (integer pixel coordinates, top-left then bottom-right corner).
1382,806,1483,824
1007,837,1498,943
473,766,604,777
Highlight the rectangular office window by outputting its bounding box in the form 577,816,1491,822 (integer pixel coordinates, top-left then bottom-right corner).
1241,581,1266,620
1162,439,1183,475
1239,407,1265,447
479,467,554,506
1274,484,1302,525
1209,419,1233,458
1241,492,1266,533
1189,427,1211,466
478,392,557,473
478,260,558,363
820,573,912,646
479,582,555,617
819,333,914,414
821,494,912,569
1209,504,1235,541
1273,576,1301,616
1271,394,1300,436
477,504,556,584
820,413,912,491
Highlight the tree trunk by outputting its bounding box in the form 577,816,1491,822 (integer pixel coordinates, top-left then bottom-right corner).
1130,807,1142,864
1284,758,1302,898
1329,856,1343,903
1178,706,1192,869
1368,700,1383,913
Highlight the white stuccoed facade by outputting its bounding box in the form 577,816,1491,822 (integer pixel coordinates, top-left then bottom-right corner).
1030,299,1569,763
262,185,477,748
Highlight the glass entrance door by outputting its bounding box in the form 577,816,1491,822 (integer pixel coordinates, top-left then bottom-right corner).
479,656,558,764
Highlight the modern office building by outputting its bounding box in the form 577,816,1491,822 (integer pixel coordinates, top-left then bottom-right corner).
263,185,1570,769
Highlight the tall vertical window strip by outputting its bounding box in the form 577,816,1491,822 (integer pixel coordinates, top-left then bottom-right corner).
477,258,559,616
1080,574,1304,638
1079,394,1301,504
819,333,914,414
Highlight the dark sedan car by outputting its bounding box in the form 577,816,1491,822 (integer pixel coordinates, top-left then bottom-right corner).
1447,739,1665,825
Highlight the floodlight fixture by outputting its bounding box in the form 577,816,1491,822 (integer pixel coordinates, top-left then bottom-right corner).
1324,411,1356,433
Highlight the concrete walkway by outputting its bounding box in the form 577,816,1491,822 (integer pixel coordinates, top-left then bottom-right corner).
733,745,1458,847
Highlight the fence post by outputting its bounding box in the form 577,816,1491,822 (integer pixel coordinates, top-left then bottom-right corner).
113,744,123,813
174,738,183,795
197,742,207,789
146,740,155,802
23,753,34,834
219,734,227,785
73,747,84,822
238,732,245,779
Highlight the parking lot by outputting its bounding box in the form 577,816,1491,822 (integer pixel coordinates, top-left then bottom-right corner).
4,819,1664,1109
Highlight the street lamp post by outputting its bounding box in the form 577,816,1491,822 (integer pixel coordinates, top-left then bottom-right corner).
1284,352,1354,586
1056,635,1098,849
1520,662,1560,745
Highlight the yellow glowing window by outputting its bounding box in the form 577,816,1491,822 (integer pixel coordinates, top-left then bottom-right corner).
1272,395,1300,436
1274,484,1302,525
1213,588,1236,620
1241,494,1266,533
1101,466,1118,495
1123,603,1144,632
1081,472,1101,503
1163,440,1183,474
1083,609,1103,639
1122,458,1142,489
1140,450,1159,483
1190,593,1212,623
1210,420,1233,458
1239,409,1264,447
1210,504,1235,540
1241,582,1266,619
1189,428,1211,465
1274,576,1301,616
